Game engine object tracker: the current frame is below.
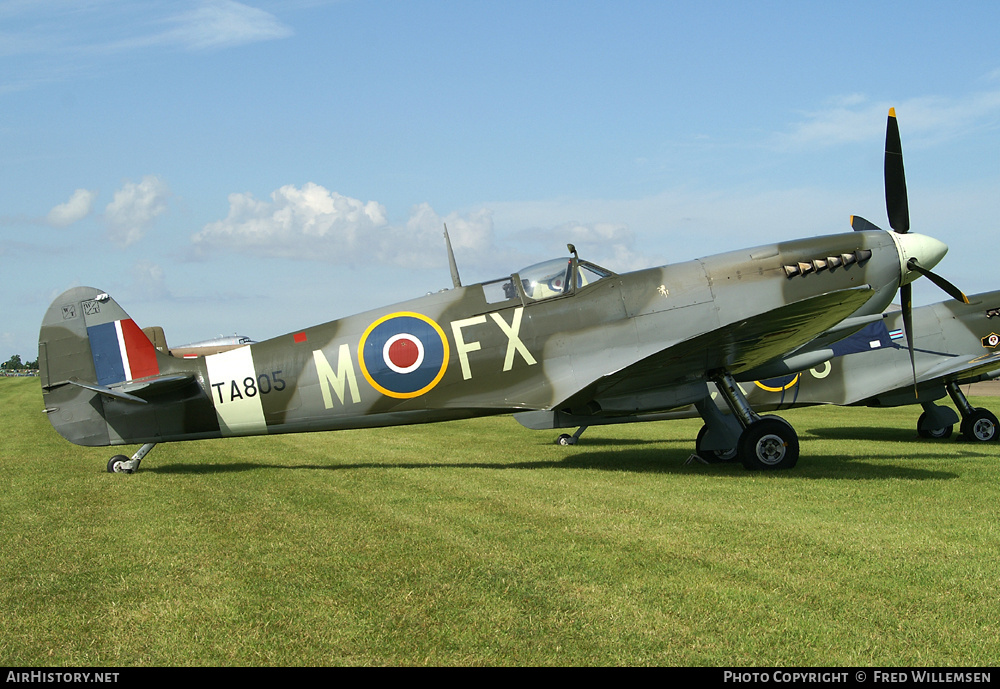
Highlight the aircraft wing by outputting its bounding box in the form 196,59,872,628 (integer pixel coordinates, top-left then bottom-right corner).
555,284,876,413
889,349,1000,397
942,350,1000,384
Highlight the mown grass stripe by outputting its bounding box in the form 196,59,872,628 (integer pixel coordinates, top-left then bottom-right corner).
2,378,998,666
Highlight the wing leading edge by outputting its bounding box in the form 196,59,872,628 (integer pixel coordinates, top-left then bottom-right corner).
554,284,877,415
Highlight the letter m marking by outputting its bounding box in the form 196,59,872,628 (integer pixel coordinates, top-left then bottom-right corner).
313,345,361,408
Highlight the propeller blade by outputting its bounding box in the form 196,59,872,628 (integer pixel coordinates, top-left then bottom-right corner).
885,108,910,233
906,259,970,304
850,215,883,233
900,282,917,395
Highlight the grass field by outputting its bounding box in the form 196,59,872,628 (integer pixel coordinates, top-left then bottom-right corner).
2,376,998,666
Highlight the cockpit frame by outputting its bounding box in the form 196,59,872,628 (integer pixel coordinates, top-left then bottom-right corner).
481,255,616,307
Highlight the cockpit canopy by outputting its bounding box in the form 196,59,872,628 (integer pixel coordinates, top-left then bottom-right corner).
481,256,614,304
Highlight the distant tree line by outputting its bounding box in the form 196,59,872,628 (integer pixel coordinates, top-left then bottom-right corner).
2,354,39,371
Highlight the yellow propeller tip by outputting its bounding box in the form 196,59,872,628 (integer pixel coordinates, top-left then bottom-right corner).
889,107,897,118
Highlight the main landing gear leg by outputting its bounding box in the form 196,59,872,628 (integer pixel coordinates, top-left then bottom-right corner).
556,426,589,446
946,382,999,442
107,443,156,474
709,371,799,470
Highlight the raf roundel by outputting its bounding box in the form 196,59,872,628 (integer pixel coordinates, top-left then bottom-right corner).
754,373,800,393
359,312,450,398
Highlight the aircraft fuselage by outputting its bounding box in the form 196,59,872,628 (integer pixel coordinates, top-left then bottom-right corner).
40,229,909,448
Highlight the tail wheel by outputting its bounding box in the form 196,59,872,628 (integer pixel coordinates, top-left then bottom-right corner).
739,416,799,471
107,455,133,474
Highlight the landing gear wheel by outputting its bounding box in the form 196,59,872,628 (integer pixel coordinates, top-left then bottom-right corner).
107,455,132,474
917,412,953,439
556,434,576,446
738,416,799,471
961,408,999,442
696,425,737,463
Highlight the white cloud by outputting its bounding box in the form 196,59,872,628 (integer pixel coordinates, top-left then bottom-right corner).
129,259,170,300
104,175,170,247
46,188,97,227
399,203,498,267
194,183,387,257
192,184,502,270
3,1,293,64
512,220,652,274
779,100,888,149
96,1,294,54
488,186,862,273
159,0,293,51
776,90,1000,150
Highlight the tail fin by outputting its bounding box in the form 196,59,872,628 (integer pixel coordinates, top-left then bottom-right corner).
39,287,163,391
38,287,197,447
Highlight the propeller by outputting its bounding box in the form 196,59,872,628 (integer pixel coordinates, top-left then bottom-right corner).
852,108,970,394
906,257,968,304
884,107,910,233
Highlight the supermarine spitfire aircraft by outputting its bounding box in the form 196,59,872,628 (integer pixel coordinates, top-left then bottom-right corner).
38,110,966,472
699,291,1000,453
614,293,1000,462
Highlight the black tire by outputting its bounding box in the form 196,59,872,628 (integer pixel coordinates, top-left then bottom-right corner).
107,455,132,474
556,433,575,446
961,408,999,442
696,424,738,463
917,412,953,439
738,416,799,471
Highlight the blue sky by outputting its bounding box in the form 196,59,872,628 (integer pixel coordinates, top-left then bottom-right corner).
3,0,1000,361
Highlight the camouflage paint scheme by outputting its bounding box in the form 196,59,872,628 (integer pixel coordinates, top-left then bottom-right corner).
685,291,1000,443
39,226,936,471
38,110,960,472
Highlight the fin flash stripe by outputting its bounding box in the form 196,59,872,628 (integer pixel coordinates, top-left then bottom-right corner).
87,319,160,386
